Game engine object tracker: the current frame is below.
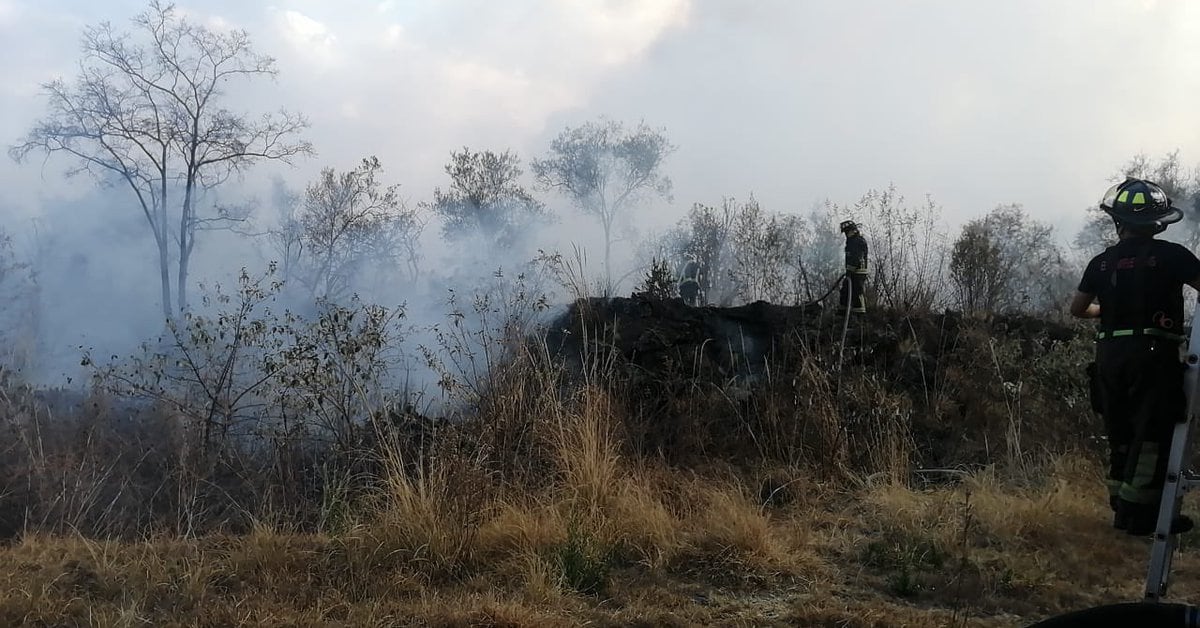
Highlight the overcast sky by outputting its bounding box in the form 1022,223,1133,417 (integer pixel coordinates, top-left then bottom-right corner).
4,0,1200,241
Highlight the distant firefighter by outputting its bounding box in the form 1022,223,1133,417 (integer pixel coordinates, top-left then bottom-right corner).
839,220,868,314
678,255,706,306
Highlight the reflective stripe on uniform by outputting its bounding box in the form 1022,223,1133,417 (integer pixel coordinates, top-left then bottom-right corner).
1119,442,1161,504
1095,328,1185,342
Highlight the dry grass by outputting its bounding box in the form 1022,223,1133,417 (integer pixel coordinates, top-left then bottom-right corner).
1,449,1188,626
830,453,1200,620
553,386,623,514
0,312,1174,625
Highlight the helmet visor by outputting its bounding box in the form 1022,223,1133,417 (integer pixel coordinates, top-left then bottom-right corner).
1100,182,1122,210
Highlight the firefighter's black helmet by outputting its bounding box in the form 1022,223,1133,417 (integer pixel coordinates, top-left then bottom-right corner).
839,220,858,234
1100,177,1182,228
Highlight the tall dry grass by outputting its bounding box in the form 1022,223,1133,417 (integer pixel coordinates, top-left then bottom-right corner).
0,306,1157,626
0,448,1166,626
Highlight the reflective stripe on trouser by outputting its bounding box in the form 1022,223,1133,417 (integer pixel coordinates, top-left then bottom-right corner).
1119,441,1161,504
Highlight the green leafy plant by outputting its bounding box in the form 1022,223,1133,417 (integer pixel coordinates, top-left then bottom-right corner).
637,257,676,299
861,530,947,598
551,521,616,595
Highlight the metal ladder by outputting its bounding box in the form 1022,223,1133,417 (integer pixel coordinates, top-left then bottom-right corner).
1145,303,1200,601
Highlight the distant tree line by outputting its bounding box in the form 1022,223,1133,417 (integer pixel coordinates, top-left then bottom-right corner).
7,0,1198,341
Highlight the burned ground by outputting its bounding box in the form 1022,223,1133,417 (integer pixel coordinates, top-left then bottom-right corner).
544,295,1092,473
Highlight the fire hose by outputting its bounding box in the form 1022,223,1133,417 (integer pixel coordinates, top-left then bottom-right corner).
804,273,846,308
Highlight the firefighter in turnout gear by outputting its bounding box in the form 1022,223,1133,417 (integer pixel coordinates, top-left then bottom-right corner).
678,255,706,306
1072,177,1200,536
839,220,869,314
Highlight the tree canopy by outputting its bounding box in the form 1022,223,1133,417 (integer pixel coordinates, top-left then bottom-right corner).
10,0,310,320
429,147,547,248
532,118,675,292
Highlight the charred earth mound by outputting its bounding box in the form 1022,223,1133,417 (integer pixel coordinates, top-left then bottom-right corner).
544,295,1092,474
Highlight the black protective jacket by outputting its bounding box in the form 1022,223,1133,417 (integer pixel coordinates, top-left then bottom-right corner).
844,233,868,274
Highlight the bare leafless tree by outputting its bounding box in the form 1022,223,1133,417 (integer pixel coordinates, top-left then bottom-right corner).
798,202,844,303
650,197,837,306
265,175,304,285
725,197,805,304
0,229,38,373
10,1,311,321
848,186,947,312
